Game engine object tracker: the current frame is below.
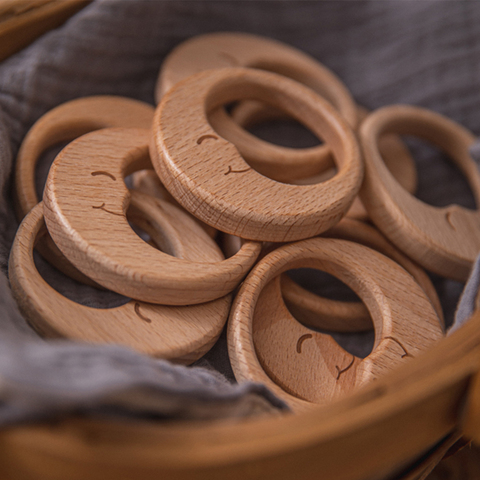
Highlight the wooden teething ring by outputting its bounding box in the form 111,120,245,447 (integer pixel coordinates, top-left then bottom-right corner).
229,101,418,219
14,96,154,285
282,218,444,332
156,32,357,182
9,199,231,363
228,237,444,411
359,105,480,281
151,67,363,242
43,127,261,305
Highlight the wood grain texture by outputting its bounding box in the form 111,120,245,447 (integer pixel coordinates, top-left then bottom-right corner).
282,218,444,332
1,308,480,480
131,169,217,239
156,30,357,183
359,104,480,281
0,0,90,62
228,238,444,411
43,127,261,305
346,105,418,222
156,32,357,125
152,67,363,242
14,95,154,286
9,201,231,363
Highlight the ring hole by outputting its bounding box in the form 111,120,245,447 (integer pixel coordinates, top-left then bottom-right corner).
252,270,374,403
284,268,374,359
401,136,477,209
207,98,336,185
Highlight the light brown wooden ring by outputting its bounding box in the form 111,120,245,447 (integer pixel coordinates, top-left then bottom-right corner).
14,95,155,286
359,105,480,281
156,32,357,182
9,201,231,364
15,95,154,219
43,127,261,305
229,102,418,218
282,218,444,332
152,67,363,242
228,237,443,411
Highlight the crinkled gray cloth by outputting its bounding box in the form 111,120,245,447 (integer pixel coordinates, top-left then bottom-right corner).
0,0,480,424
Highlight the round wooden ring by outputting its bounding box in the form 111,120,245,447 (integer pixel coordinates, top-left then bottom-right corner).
359,105,480,281
9,202,231,364
229,101,418,218
282,218,444,333
14,95,154,286
151,67,363,242
156,33,357,182
228,237,443,411
43,127,261,305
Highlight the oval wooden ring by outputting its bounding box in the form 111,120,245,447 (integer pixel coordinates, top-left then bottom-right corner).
359,105,480,281
228,237,443,411
152,67,363,242
43,127,261,305
282,218,444,332
156,32,357,182
9,201,231,364
14,95,154,286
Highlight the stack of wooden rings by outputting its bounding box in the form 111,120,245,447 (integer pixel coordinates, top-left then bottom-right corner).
9,32,480,412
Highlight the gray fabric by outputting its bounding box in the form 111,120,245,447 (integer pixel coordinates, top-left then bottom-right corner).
0,0,480,424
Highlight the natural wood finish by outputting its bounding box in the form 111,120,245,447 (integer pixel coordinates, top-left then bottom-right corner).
131,169,217,239
1,307,480,480
156,30,357,183
152,67,363,242
359,105,480,281
14,95,155,285
8,199,230,363
43,127,261,305
347,105,418,221
228,238,444,411
156,32,357,123
282,218,444,332
0,0,90,62
15,95,154,218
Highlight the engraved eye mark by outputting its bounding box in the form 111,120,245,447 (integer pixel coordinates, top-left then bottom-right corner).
134,302,152,323
218,52,239,66
92,203,123,217
296,333,313,353
385,336,412,358
225,165,251,175
446,211,456,230
91,171,116,181
335,355,355,380
197,134,218,145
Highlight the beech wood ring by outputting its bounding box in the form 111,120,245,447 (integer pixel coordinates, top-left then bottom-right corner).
228,238,444,411
151,67,363,242
14,95,154,285
43,127,261,305
359,105,480,281
156,32,357,182
282,218,444,333
229,101,418,219
9,201,231,363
